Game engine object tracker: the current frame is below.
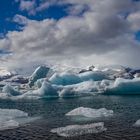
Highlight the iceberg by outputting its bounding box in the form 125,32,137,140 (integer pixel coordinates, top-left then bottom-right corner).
0,109,33,130
23,81,58,99
2,84,21,96
49,72,82,86
66,107,113,118
105,78,140,94
51,122,106,137
59,81,99,98
79,71,108,81
28,66,50,87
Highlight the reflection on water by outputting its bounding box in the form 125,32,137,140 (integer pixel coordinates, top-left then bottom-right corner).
0,95,140,139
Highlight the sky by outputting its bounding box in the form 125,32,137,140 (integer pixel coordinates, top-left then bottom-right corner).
0,0,140,73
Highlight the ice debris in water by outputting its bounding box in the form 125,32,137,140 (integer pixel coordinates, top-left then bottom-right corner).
29,66,50,87
2,84,21,96
66,107,113,118
105,78,140,94
0,109,30,130
51,122,106,137
134,119,140,127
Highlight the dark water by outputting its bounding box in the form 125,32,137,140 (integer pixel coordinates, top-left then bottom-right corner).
0,95,140,140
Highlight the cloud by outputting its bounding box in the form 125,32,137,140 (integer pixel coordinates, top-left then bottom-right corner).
1,0,140,72
13,14,29,25
15,0,36,15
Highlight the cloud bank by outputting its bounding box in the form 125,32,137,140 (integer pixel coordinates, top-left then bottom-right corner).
1,0,140,72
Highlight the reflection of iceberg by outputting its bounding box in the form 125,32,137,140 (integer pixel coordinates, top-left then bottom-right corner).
0,109,35,130
51,122,106,137
66,107,113,118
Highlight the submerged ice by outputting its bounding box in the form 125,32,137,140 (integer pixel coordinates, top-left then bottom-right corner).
51,122,106,137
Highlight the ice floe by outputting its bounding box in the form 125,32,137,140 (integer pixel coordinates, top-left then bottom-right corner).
51,122,106,137
66,107,113,118
0,109,35,130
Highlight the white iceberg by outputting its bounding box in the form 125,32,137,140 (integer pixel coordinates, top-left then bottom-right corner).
49,72,82,86
66,107,113,118
0,108,35,130
105,78,140,94
51,122,106,137
29,66,50,87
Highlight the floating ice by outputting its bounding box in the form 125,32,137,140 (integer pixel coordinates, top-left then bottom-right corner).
51,122,106,137
133,119,140,127
79,71,108,81
49,72,82,86
105,78,140,94
0,109,33,130
29,66,50,87
24,81,58,99
2,84,21,96
59,81,99,98
66,107,113,118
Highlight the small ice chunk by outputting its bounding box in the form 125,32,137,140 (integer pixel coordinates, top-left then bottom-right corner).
66,107,113,118
134,119,140,127
51,122,106,137
29,66,50,87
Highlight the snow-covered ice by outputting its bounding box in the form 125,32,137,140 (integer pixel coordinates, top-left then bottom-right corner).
66,107,113,118
51,122,106,137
